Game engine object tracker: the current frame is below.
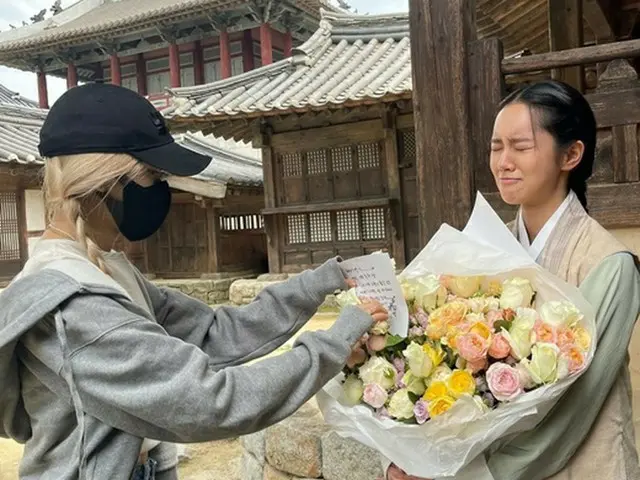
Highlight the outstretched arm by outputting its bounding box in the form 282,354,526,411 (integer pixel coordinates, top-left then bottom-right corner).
143,258,349,368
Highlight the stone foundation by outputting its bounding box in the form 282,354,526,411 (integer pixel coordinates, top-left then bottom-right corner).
240,401,383,480
154,272,255,305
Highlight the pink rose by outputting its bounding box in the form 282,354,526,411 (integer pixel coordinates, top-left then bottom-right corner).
457,333,489,363
367,335,387,353
488,333,511,359
486,310,504,326
363,383,388,409
466,357,488,374
486,362,523,402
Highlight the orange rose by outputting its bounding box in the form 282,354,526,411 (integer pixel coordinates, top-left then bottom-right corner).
556,327,575,350
534,321,557,344
562,346,585,374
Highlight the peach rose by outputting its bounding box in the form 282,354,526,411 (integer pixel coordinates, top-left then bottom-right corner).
556,327,575,350
485,309,504,327
562,346,585,374
457,333,489,363
534,321,557,344
486,362,523,402
488,333,511,359
466,357,488,374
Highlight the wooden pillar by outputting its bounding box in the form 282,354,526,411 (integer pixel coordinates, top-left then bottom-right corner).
169,42,181,88
193,40,205,85
260,23,273,65
66,63,78,89
284,30,293,57
242,29,255,72
94,62,104,82
136,54,147,95
548,0,584,91
220,30,232,79
109,55,121,86
409,0,477,245
383,107,406,268
256,126,280,273
206,202,221,273
37,68,48,108
16,187,28,267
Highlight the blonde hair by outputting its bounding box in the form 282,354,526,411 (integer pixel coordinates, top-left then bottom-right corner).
43,153,148,273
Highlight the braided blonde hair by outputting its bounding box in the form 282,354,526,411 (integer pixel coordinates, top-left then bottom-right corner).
43,153,148,273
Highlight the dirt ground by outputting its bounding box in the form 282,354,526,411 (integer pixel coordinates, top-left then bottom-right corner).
0,313,337,480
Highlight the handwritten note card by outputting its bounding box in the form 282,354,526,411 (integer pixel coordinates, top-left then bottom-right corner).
340,252,409,337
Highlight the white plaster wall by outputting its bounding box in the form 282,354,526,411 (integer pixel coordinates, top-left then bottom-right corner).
25,189,45,257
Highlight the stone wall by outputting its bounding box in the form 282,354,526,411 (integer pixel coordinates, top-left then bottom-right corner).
241,401,383,480
153,272,255,305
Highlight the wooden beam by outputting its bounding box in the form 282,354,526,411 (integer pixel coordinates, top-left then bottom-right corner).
220,30,232,79
284,30,293,57
109,55,121,86
169,42,181,88
37,67,48,109
256,127,281,272
193,40,205,85
409,0,477,244
262,197,391,215
66,63,77,89
501,38,640,74
206,202,220,273
242,29,255,72
136,54,147,96
548,0,584,91
260,23,273,66
583,0,616,42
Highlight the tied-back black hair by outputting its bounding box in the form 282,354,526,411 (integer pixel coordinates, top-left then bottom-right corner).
499,80,597,211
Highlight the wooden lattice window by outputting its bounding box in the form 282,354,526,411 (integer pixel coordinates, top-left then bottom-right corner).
362,207,386,240
307,149,328,175
287,214,307,244
357,143,380,170
220,214,264,231
331,146,353,172
0,192,20,261
336,210,360,241
401,130,416,162
282,152,303,177
309,212,332,243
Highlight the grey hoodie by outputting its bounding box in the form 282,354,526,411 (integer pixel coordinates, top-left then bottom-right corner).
0,257,372,479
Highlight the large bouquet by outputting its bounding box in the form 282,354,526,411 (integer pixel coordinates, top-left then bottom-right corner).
316,195,595,479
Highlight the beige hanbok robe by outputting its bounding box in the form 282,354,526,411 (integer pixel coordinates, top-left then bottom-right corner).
487,194,640,480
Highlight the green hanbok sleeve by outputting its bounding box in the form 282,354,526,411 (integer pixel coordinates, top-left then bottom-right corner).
486,252,640,480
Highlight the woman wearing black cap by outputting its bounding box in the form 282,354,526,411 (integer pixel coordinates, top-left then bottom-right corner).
385,80,640,480
0,83,387,480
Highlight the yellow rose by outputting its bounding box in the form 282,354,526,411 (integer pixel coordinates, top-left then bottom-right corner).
423,343,445,368
540,301,582,328
403,342,434,378
431,301,468,328
486,280,503,297
402,371,426,396
388,388,416,420
499,278,535,309
424,380,449,401
522,343,561,385
444,275,483,298
469,322,492,340
447,370,476,398
573,326,592,352
427,395,456,418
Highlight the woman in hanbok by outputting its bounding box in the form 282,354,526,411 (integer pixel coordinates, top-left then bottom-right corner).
386,80,640,480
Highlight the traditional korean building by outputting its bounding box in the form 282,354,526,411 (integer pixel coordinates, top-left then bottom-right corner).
0,0,340,109
0,89,265,281
165,4,640,273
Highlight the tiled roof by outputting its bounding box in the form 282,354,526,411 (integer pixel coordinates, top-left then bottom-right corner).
0,104,46,166
0,100,262,187
164,11,411,121
176,132,263,186
0,0,339,54
0,83,38,108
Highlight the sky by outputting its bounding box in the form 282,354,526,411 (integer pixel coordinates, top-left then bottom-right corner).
0,0,409,105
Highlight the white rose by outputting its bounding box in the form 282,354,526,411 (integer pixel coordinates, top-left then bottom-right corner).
471,395,490,414
429,364,453,385
414,275,447,312
499,278,535,309
485,298,500,312
402,371,426,396
403,342,434,378
359,356,397,390
513,307,538,330
336,288,361,308
387,388,416,420
522,343,561,385
539,301,582,328
515,362,536,389
342,375,364,405
465,312,486,325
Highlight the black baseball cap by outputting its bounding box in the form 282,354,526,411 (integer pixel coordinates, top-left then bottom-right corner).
38,82,211,176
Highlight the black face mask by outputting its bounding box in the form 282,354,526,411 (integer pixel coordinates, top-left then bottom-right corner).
106,180,171,242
